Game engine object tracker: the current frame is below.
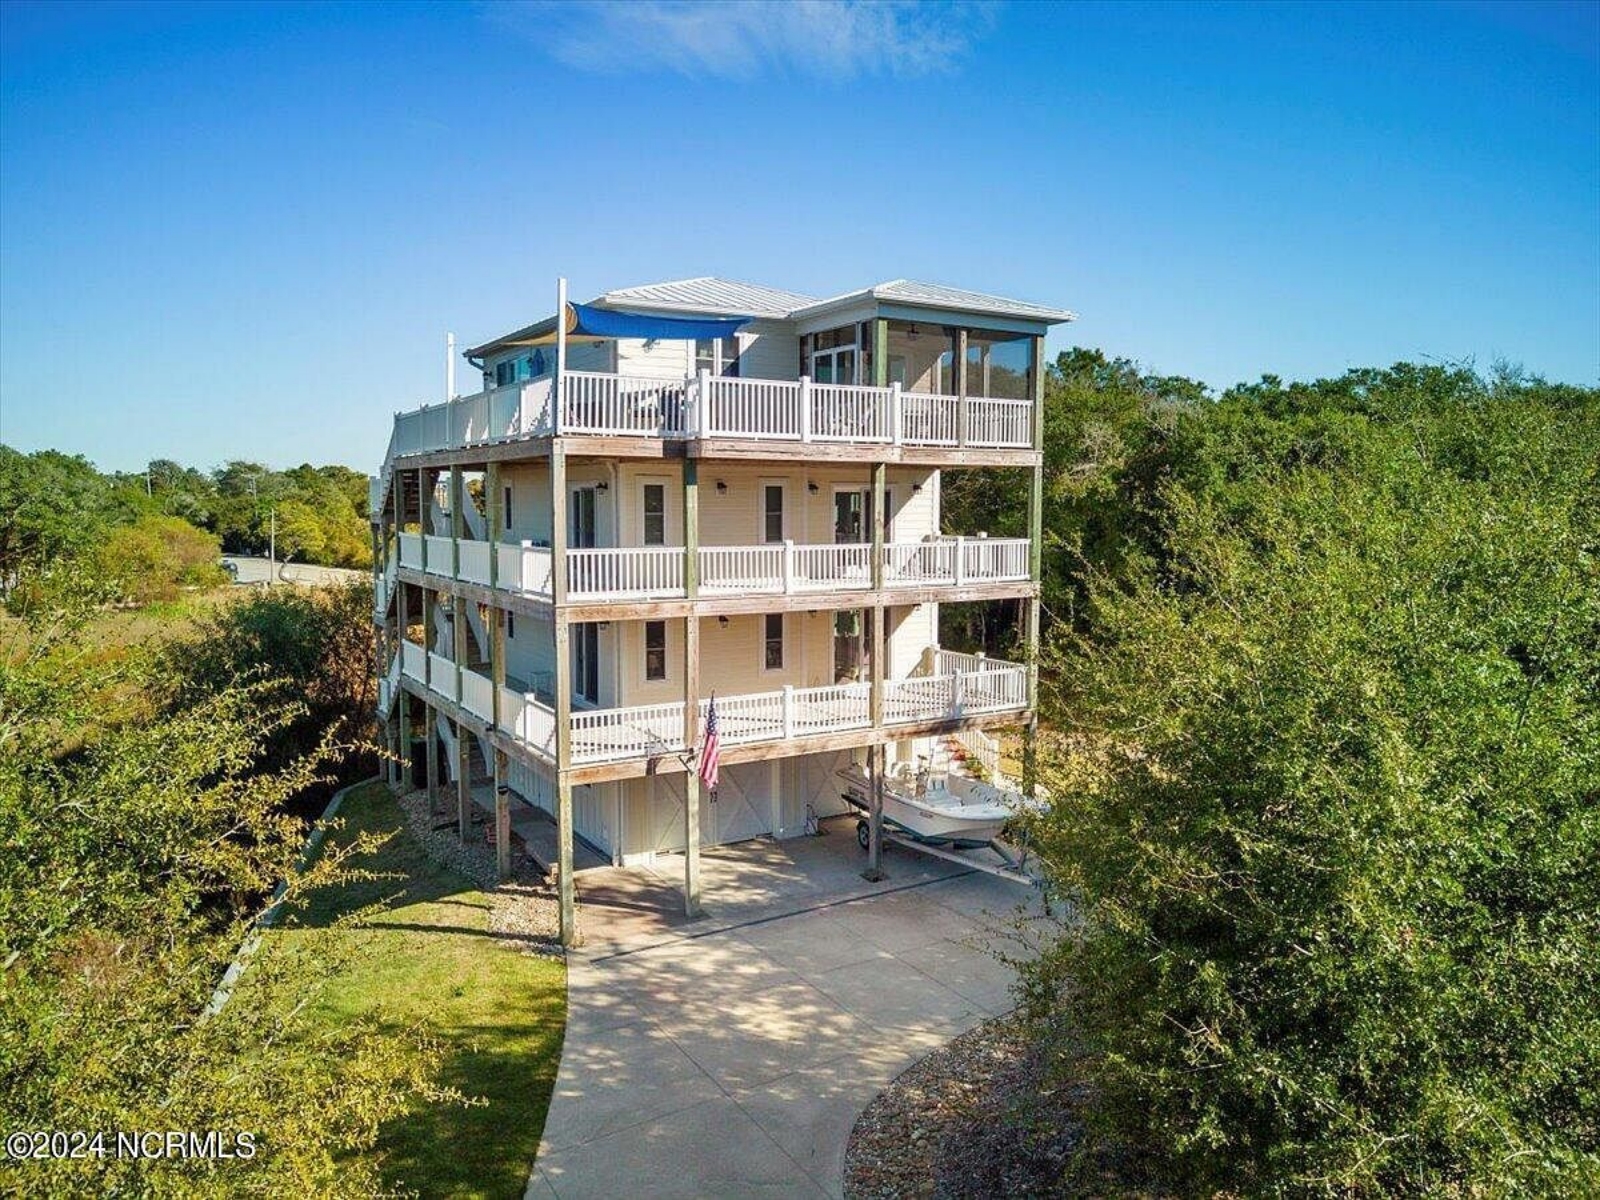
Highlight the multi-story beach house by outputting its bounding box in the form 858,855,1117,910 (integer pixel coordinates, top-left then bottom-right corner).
369,277,1072,945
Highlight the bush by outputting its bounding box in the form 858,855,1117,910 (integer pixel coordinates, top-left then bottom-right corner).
98,514,228,603
0,592,450,1196
1022,371,1600,1193
162,581,378,811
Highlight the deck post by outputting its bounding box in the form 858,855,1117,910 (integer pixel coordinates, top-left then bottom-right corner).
871,605,886,725
425,700,440,812
799,375,812,441
870,461,886,592
396,578,411,789
487,461,502,587
1023,333,1046,799
553,276,567,436
494,750,511,881
551,446,568,606
449,465,463,578
955,328,970,447
488,462,504,732
683,458,699,600
551,444,577,946
417,469,430,572
455,717,471,839
682,449,703,915
683,612,703,917
864,742,885,881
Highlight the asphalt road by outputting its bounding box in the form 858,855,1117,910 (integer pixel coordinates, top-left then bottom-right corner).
221,556,367,587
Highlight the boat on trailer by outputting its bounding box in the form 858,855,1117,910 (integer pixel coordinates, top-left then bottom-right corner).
836,763,1031,850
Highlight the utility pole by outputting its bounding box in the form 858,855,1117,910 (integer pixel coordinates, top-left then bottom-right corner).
268,506,276,587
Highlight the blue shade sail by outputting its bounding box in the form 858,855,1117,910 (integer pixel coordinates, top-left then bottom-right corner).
513,302,751,344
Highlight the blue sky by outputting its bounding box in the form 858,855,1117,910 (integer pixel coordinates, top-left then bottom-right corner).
1,0,1596,473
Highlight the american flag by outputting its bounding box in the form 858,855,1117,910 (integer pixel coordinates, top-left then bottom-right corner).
698,694,721,793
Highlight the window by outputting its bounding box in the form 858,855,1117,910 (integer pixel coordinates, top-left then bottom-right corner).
502,485,512,527
763,484,783,544
645,621,667,681
764,613,784,670
493,349,551,388
642,484,666,546
506,611,515,638
694,336,740,377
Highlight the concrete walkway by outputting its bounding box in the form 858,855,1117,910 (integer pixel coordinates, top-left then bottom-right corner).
528,822,1044,1199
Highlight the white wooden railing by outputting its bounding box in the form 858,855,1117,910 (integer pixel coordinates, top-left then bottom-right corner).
497,543,553,595
427,651,459,703
386,645,1025,766
459,668,495,723
398,532,423,570
567,546,684,598
400,639,426,682
560,371,687,437
457,540,492,586
380,371,1035,487
965,398,1033,448
391,535,1029,600
570,701,685,762
698,377,802,439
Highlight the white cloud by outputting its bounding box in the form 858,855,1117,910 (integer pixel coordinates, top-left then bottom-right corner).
493,1,998,81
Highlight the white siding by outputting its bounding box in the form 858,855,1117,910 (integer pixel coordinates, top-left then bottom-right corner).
616,336,692,381
735,319,799,381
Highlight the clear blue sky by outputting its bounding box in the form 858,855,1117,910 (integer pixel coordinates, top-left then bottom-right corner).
2,0,1596,473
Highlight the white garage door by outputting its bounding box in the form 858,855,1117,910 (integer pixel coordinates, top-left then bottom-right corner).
647,764,775,851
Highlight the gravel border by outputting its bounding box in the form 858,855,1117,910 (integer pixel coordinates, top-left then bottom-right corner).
393,785,562,959
844,1016,1088,1199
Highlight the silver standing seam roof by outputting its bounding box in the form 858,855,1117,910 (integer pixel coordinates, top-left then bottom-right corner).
465,276,1073,359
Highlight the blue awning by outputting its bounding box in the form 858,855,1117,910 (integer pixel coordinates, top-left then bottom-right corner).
509,303,751,345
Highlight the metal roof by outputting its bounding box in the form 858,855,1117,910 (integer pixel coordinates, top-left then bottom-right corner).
466,275,1072,358
599,277,819,319
790,279,1076,324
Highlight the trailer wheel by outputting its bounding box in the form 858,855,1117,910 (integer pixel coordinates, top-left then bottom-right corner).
856,820,871,850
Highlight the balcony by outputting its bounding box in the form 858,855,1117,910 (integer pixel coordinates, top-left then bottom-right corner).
395,644,1026,769
393,532,1029,603
383,370,1035,467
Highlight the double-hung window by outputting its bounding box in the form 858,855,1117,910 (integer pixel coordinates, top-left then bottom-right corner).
694,336,740,377
642,484,666,546
764,613,784,670
763,484,783,544
645,621,667,681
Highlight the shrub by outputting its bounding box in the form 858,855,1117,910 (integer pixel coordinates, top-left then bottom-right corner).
1022,375,1600,1193
98,514,228,603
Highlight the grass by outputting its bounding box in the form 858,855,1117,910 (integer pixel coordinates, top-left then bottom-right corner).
279,781,566,1198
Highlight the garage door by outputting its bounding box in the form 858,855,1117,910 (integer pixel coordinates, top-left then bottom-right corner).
647,764,774,852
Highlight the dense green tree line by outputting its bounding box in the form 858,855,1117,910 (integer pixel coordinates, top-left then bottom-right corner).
983,355,1599,1192
0,448,372,606
0,577,423,1194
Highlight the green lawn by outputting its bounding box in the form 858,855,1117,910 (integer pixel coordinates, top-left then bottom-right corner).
280,781,566,1198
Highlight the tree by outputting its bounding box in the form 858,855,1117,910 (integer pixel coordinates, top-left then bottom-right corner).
97,514,228,603
272,499,328,564
1020,366,1600,1193
0,447,116,598
0,592,455,1196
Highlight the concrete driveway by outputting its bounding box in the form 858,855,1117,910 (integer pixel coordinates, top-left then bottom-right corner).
529,822,1045,1199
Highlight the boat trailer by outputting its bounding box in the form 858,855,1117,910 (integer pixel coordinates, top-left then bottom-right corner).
839,789,1041,888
